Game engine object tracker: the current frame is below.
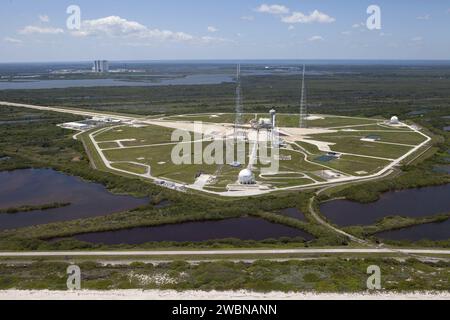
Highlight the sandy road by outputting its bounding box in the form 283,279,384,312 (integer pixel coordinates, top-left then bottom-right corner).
1,289,449,300
0,249,448,257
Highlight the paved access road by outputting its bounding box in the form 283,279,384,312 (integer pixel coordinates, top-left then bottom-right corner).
0,249,448,257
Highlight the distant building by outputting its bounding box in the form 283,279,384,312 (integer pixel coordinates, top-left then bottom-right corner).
93,60,109,73
321,170,342,180
59,122,90,131
229,161,242,168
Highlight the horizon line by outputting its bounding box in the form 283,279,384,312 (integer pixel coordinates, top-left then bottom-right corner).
2,58,450,65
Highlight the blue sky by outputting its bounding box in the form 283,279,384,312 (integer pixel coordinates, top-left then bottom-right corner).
1,0,449,62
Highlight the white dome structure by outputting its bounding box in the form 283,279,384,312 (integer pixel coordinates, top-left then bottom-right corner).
390,116,399,124
238,169,255,185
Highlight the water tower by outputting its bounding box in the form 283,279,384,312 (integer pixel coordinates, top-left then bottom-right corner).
270,108,276,129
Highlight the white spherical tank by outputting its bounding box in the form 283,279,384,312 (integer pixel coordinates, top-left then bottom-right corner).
238,169,255,185
390,116,399,124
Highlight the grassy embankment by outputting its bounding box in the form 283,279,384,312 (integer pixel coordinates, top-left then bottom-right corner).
0,203,70,214
0,258,447,292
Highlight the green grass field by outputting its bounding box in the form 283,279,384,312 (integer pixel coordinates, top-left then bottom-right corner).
307,135,413,159
95,125,177,146
163,113,382,128
313,155,391,175
312,130,426,145
111,162,148,175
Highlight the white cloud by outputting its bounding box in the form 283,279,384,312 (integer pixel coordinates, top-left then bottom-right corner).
241,15,254,21
19,26,64,35
411,36,423,42
69,16,231,45
4,37,23,44
288,25,295,31
352,22,365,28
416,14,430,20
341,31,351,35
308,35,324,41
71,16,147,37
71,16,194,42
207,26,218,33
199,36,233,44
39,15,49,23
17,15,232,46
256,4,290,15
282,10,335,24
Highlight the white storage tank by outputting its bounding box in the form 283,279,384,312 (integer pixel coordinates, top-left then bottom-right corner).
238,169,255,185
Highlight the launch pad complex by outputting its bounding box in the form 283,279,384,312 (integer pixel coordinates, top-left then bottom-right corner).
55,65,430,197
83,110,428,197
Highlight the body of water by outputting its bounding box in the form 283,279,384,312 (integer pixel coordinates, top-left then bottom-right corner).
70,217,314,245
320,184,450,226
0,74,234,90
376,219,450,241
0,169,148,230
433,165,450,174
279,208,306,221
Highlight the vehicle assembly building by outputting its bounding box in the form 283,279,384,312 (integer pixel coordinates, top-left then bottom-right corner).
93,60,109,73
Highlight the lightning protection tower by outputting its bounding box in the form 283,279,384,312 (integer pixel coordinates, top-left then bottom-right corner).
299,64,308,128
234,64,244,139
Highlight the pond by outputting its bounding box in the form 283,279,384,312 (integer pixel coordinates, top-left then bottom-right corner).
0,169,148,230
69,217,315,245
279,208,307,221
376,219,450,241
320,184,450,226
433,165,450,174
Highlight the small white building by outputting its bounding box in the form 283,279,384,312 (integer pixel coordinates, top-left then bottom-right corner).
230,161,241,168
60,122,90,131
258,118,272,128
322,170,342,179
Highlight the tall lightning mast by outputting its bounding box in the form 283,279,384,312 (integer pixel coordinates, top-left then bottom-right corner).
234,64,243,138
299,64,307,128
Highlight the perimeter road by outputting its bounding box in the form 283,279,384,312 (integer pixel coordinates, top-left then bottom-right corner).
0,249,449,257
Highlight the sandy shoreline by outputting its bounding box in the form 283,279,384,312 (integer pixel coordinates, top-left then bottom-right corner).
0,290,449,300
